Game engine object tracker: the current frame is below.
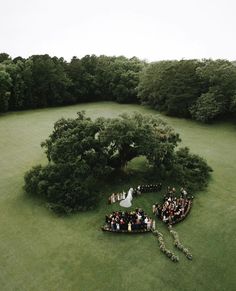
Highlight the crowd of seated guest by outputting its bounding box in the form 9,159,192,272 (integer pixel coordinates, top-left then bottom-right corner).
152,186,192,225
105,209,154,231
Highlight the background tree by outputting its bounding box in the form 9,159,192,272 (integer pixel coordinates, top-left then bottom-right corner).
229,94,236,114
138,59,236,122
30,55,72,107
138,60,202,117
6,60,33,110
2,52,236,124
0,67,12,112
66,55,144,103
109,56,144,103
0,52,11,63
190,92,226,123
190,59,236,122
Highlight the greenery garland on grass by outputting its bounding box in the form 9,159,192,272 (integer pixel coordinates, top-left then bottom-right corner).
168,225,193,260
152,230,179,262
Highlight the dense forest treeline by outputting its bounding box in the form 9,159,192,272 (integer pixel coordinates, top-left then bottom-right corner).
0,53,144,112
1,52,236,122
138,59,236,122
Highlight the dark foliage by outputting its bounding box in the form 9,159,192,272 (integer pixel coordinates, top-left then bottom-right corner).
24,163,100,214
24,112,212,214
0,52,144,112
1,52,236,124
138,59,236,122
0,69,11,112
171,147,213,191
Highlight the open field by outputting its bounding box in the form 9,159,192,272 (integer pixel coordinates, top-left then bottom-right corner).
0,102,236,291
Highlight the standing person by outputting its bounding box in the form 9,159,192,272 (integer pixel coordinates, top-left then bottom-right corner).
147,218,152,230
137,185,141,195
116,222,120,231
111,220,116,231
117,193,121,201
122,191,126,200
152,204,156,214
111,193,115,203
115,193,119,202
152,220,156,230
183,188,188,199
128,221,132,232
155,204,161,217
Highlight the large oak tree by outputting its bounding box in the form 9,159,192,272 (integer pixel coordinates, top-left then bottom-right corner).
24,112,212,214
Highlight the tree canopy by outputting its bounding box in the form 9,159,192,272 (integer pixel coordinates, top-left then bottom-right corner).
24,111,212,214
138,59,236,122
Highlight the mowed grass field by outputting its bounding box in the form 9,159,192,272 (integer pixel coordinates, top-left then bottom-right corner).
0,102,235,291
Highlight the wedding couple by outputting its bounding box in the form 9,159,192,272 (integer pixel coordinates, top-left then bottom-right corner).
119,188,133,208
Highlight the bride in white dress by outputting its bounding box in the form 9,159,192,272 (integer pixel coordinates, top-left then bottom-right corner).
119,188,133,208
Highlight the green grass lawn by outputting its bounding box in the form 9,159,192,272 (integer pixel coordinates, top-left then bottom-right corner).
0,102,236,291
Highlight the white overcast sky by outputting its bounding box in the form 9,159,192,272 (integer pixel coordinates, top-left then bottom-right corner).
0,0,235,61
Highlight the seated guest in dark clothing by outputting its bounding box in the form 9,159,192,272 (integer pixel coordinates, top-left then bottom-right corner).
105,208,152,231
153,188,191,225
